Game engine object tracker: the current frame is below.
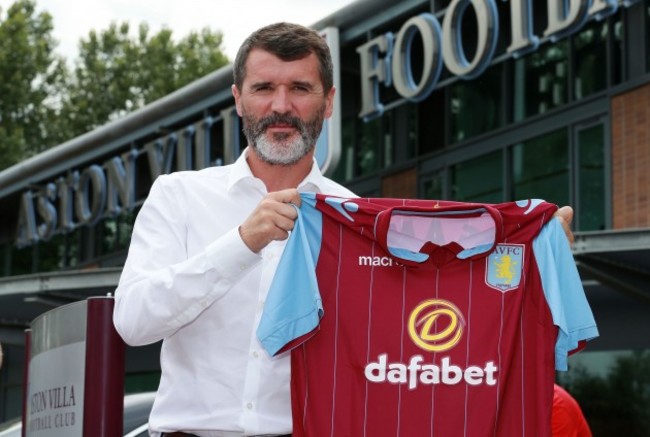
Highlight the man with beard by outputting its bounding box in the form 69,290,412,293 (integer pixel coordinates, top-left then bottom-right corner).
113,22,354,437
113,22,575,437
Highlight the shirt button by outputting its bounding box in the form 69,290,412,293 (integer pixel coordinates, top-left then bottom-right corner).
252,351,259,358
246,402,253,410
239,264,247,271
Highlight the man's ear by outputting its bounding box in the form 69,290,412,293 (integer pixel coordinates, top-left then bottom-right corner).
232,84,243,116
324,86,336,119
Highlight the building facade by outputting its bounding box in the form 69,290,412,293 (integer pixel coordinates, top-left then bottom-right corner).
1,0,649,433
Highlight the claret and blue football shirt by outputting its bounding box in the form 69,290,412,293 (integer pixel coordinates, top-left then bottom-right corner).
257,193,598,437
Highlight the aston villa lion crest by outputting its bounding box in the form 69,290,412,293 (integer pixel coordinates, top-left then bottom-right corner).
486,244,524,292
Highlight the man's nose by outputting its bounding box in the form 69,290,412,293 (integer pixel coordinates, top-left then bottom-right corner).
270,87,292,114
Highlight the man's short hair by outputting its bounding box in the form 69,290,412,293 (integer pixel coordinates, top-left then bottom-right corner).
233,22,333,93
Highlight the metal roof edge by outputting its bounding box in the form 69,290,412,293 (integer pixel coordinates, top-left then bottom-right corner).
573,228,650,255
0,267,123,296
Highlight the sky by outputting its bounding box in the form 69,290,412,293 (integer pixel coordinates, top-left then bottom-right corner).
0,0,357,61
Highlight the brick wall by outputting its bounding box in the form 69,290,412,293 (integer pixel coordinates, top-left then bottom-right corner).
611,82,650,229
381,168,417,199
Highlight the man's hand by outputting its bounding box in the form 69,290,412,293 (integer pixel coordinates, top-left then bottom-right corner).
239,189,302,253
554,206,574,245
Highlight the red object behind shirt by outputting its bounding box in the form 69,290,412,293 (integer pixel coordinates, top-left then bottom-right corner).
552,384,592,437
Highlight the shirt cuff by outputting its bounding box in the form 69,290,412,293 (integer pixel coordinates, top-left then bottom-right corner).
204,227,261,282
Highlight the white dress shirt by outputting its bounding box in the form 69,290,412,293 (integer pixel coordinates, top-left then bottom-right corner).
113,149,355,437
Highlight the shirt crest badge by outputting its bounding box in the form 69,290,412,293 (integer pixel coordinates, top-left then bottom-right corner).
486,244,524,292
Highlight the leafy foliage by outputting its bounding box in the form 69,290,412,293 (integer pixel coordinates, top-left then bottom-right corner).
0,0,229,171
60,22,229,134
0,0,68,168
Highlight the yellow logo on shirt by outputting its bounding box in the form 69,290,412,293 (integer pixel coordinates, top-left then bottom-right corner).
408,299,466,352
486,244,524,292
366,299,498,388
494,255,517,283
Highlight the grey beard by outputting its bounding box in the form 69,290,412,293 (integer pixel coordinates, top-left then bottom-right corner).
243,111,325,166
253,133,313,166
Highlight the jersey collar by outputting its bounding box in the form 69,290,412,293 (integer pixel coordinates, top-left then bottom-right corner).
373,203,504,267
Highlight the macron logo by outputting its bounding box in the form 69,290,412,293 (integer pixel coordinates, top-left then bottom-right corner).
358,256,402,267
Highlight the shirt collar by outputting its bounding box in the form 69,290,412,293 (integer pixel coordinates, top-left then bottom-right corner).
227,147,327,194
227,148,258,192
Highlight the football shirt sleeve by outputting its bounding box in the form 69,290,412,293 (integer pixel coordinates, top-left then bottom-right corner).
257,195,324,356
532,218,599,371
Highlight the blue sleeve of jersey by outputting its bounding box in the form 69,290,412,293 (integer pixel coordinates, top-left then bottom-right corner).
532,218,599,371
257,193,323,356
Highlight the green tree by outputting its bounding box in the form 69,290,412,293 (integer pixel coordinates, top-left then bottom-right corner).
0,0,229,172
60,22,229,136
558,351,650,437
0,0,69,169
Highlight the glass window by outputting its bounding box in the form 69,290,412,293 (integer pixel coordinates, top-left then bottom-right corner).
451,150,503,203
10,245,35,276
382,110,395,169
511,129,569,206
450,64,504,143
37,234,66,272
573,19,608,99
513,41,569,121
433,0,452,10
357,117,382,176
95,218,118,257
0,243,7,277
404,104,418,161
612,13,624,86
332,117,355,183
118,209,138,250
417,89,446,156
67,228,81,268
577,124,606,231
422,172,444,201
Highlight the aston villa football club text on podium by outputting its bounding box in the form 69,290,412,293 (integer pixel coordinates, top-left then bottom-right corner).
22,297,125,437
